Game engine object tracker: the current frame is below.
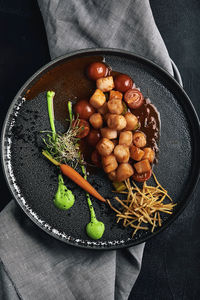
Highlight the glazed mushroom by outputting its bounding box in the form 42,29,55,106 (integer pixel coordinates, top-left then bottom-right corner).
114,74,133,93
87,62,108,81
124,88,144,109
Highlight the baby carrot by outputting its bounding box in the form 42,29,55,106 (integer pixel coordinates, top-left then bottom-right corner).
42,150,106,203
60,164,106,203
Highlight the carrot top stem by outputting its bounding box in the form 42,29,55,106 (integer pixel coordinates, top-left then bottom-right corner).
81,164,97,221
42,150,60,166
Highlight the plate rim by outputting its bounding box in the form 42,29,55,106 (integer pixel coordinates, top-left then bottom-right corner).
1,47,200,250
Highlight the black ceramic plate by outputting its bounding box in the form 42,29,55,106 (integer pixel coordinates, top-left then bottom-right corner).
1,49,200,249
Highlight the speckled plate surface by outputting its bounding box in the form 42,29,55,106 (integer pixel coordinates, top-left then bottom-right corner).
1,48,200,249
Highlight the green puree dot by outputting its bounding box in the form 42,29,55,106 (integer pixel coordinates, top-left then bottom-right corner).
54,174,75,210
86,220,105,240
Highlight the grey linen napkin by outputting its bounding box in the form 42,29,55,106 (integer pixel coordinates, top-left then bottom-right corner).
0,1,182,299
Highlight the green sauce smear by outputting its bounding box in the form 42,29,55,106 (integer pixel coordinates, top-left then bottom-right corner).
54,174,75,210
81,164,105,240
47,91,75,211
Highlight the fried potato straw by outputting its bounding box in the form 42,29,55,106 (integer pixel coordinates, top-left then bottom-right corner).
107,173,176,237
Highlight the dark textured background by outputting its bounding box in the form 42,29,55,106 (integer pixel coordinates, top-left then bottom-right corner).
0,1,200,299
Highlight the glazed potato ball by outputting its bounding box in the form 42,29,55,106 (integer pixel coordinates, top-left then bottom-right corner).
119,131,133,147
100,127,117,139
107,99,124,114
89,113,103,129
124,112,139,131
134,159,151,174
130,145,144,161
96,138,115,156
107,114,127,131
90,89,106,109
116,163,134,182
96,76,114,92
133,131,147,148
114,145,130,163
143,147,155,163
102,154,118,173
109,90,123,100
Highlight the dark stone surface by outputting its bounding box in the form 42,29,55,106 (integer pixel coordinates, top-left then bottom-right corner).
0,0,200,299
130,1,200,299
0,1,50,209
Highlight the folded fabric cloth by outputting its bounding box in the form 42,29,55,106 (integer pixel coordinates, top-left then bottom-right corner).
0,1,182,299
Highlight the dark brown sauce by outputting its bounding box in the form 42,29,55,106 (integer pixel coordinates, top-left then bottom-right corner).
26,56,104,123
25,55,160,169
132,98,160,163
